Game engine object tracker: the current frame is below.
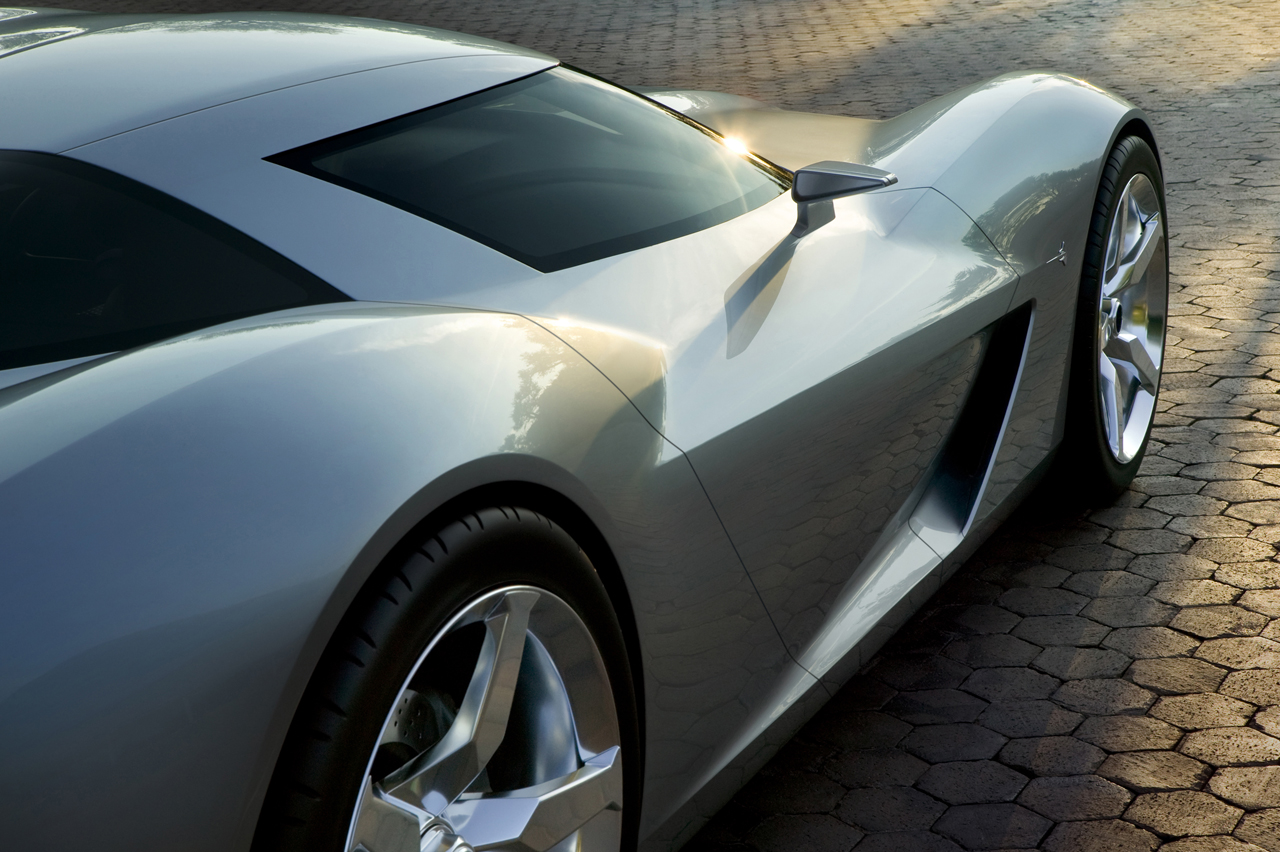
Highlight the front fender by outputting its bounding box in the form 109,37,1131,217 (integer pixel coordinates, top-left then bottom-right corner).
663,72,1154,521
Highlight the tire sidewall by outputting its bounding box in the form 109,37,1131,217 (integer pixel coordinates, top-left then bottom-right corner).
1067,135,1168,498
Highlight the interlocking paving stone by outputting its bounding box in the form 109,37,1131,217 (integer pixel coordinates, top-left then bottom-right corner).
880,688,988,726
1160,838,1270,852
1134,476,1206,497
1093,507,1173,530
745,814,864,852
1181,728,1280,767
834,786,944,833
1171,605,1270,639
1045,544,1133,572
1147,495,1229,516
996,587,1088,617
1063,571,1157,598
1226,502,1280,525
953,605,1021,635
851,832,963,852
1180,464,1263,483
1012,616,1111,647
1196,637,1280,669
1152,580,1241,607
1168,516,1256,538
942,634,1042,668
1124,790,1244,837
1104,627,1201,659
1209,766,1280,810
1098,751,1212,793
1255,708,1280,738
168,0,1280,847
1128,657,1228,695
1035,647,1132,680
1082,597,1178,628
1075,716,1184,753
1238,589,1280,617
1130,554,1219,581
976,700,1083,738
960,668,1059,703
1110,529,1194,555
1041,819,1159,852
1054,679,1158,715
915,760,1028,805
999,736,1106,777
1007,564,1071,588
931,803,1051,850
1216,562,1280,590
1152,694,1257,730
1235,809,1280,852
1015,774,1132,821
738,771,847,815
901,724,1007,763
1191,538,1278,563
824,748,927,788
1220,670,1280,705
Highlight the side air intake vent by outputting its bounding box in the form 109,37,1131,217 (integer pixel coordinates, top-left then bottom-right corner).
910,301,1034,553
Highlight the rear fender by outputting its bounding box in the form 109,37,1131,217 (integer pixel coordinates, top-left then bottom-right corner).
0,303,790,851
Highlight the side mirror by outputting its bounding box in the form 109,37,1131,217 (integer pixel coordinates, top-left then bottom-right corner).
791,161,897,236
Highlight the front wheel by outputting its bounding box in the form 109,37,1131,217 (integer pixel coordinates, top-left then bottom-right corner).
254,507,638,852
1054,134,1169,503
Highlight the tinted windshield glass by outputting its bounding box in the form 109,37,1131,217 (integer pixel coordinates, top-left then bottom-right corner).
273,67,789,272
0,152,347,371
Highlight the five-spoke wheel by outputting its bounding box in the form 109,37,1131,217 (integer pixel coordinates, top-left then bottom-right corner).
347,586,623,852
1096,170,1166,465
1055,134,1169,501
254,508,636,852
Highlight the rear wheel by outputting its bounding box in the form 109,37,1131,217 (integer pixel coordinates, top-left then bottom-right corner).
254,507,638,852
1054,135,1168,503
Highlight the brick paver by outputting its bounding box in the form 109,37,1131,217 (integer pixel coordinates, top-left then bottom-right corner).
71,0,1280,847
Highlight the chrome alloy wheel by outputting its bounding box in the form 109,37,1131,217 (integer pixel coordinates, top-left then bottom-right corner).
1096,172,1167,464
345,586,623,852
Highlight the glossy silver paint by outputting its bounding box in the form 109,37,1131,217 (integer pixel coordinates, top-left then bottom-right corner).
0,9,1161,852
0,303,798,851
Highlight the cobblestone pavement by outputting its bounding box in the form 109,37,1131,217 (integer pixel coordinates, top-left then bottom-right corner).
70,0,1280,848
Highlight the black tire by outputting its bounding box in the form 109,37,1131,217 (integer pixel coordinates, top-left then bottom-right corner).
1051,134,1168,505
252,506,640,852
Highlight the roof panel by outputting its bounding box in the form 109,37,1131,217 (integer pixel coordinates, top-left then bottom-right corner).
0,11,550,152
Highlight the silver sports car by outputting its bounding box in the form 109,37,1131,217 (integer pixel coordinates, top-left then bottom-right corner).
0,8,1167,852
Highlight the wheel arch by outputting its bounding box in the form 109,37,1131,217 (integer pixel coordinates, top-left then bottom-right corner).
239,458,646,852
1112,115,1163,174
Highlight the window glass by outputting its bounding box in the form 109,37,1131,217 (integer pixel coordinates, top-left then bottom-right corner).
0,152,348,370
272,66,789,272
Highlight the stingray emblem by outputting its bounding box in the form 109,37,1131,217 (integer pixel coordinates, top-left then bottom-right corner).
1047,241,1068,266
